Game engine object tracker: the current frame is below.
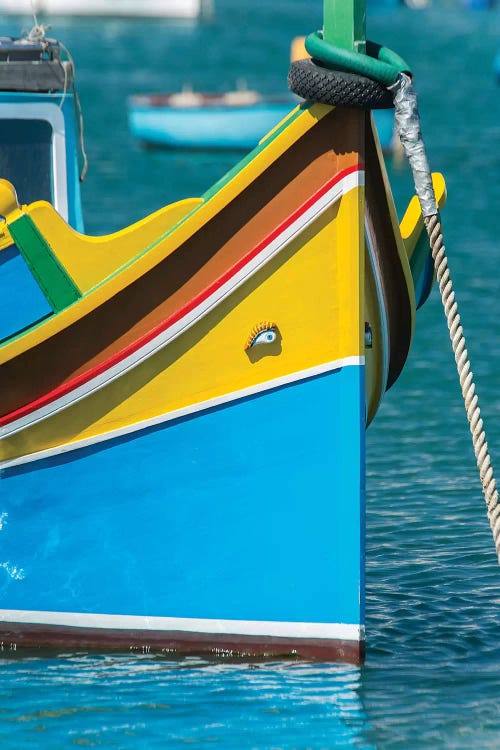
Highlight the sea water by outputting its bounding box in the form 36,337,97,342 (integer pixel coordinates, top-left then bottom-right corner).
0,1,499,747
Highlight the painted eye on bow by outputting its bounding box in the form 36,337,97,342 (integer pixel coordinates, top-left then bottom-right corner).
253,329,277,346
245,322,279,351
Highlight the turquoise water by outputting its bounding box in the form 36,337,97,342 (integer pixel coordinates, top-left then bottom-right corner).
1,1,500,747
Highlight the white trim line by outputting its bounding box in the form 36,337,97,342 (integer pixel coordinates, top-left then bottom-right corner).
0,608,363,642
1,356,364,470
1,169,363,440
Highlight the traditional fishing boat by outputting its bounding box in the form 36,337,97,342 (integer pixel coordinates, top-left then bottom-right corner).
128,89,295,151
0,34,85,343
0,2,446,662
0,0,214,19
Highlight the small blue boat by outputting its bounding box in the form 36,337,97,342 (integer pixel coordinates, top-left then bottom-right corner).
127,89,295,150
128,88,398,154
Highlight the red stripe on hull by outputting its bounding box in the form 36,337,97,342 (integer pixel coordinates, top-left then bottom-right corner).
0,164,362,430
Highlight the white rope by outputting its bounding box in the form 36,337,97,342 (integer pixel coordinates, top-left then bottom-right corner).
25,24,49,45
425,213,500,562
424,214,500,563
391,73,500,564
25,2,50,48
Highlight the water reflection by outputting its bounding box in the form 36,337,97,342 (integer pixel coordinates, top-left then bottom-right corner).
0,654,373,748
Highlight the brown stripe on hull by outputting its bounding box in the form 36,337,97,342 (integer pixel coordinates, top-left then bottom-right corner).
1,107,364,417
0,621,364,663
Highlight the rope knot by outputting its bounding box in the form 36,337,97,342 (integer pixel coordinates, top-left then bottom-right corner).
23,23,51,49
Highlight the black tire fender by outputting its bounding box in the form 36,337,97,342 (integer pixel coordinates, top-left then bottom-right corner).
288,58,394,110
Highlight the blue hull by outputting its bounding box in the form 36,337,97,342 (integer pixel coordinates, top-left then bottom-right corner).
0,363,365,660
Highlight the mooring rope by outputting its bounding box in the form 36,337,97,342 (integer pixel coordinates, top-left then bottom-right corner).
425,213,500,561
391,73,500,564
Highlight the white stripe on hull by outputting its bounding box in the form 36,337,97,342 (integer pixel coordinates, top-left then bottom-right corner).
0,608,363,642
0,355,364,469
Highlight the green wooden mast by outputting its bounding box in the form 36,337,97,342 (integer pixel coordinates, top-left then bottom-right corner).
323,0,366,53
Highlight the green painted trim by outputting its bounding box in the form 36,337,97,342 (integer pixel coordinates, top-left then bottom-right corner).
201,103,306,203
9,214,81,312
79,102,305,288
87,102,305,286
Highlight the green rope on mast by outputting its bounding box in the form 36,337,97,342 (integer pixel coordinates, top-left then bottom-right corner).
306,30,411,86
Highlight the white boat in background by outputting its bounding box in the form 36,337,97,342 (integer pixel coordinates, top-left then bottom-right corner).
0,0,214,19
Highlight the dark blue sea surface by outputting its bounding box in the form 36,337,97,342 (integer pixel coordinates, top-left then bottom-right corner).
1,1,500,747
